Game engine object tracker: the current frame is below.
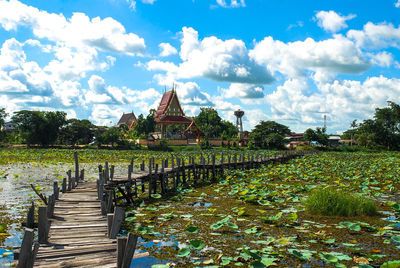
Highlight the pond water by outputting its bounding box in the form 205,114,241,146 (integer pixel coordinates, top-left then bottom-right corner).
0,162,165,267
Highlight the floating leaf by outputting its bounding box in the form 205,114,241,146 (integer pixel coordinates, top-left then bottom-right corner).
177,247,191,257
189,239,205,250
151,194,162,199
186,225,199,233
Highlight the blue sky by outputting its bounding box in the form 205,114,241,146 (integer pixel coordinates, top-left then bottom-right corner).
0,0,400,133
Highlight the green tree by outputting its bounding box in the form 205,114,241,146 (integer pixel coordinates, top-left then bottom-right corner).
304,127,329,146
347,101,400,149
194,107,238,139
0,108,8,141
101,127,122,147
221,120,238,139
62,119,96,145
249,121,290,149
12,110,67,146
130,109,156,138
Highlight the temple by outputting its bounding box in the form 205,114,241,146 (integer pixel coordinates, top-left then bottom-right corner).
154,88,200,140
116,112,137,130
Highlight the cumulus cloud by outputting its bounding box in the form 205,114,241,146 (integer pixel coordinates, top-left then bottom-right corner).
395,0,400,7
147,27,274,85
265,76,400,132
223,83,264,99
216,0,246,8
249,35,370,78
347,22,400,49
0,0,146,55
89,104,124,126
159,43,178,57
175,81,213,106
315,10,356,33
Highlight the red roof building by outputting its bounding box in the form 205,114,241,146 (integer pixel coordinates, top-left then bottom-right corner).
154,88,200,139
117,112,137,130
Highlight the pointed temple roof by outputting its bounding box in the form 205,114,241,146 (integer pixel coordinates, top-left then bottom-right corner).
154,89,192,124
117,112,137,129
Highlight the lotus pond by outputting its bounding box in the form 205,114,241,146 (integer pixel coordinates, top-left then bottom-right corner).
0,148,267,266
123,152,400,268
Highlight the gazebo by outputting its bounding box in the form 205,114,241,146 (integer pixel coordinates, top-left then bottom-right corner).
154,88,200,140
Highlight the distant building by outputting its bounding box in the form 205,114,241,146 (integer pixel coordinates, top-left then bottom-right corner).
154,88,200,139
286,132,309,149
328,136,341,147
4,121,15,132
116,112,137,130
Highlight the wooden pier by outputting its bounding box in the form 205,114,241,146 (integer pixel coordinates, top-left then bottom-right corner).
15,150,310,267
34,180,117,267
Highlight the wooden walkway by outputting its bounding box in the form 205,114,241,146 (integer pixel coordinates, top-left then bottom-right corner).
34,181,117,268
16,150,311,267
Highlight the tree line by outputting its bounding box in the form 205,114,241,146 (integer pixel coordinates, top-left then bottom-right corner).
1,101,399,150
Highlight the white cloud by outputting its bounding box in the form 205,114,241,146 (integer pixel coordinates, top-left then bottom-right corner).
175,81,213,106
265,76,400,132
147,27,274,85
216,0,246,8
370,51,394,67
249,35,370,78
315,10,356,33
347,22,400,49
89,104,124,126
395,0,400,7
0,0,146,55
223,83,264,99
159,43,178,57
142,0,156,4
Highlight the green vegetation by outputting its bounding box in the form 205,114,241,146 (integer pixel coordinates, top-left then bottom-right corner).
120,151,400,267
343,101,400,150
304,187,377,216
12,110,67,146
249,120,290,149
194,107,238,139
303,127,329,146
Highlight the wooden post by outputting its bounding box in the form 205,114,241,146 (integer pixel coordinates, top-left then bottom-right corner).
148,163,152,198
221,152,224,176
67,170,72,191
109,207,125,239
110,165,115,181
62,177,66,193
161,160,166,194
80,169,85,181
105,162,109,183
212,154,216,182
98,165,103,180
107,213,114,238
121,233,138,268
38,207,48,244
154,164,159,194
18,228,34,268
26,202,34,229
117,237,127,268
47,195,55,218
130,157,134,171
182,159,186,185
128,164,132,181
106,190,114,213
202,156,206,182
74,151,79,183
192,157,197,184
53,181,59,200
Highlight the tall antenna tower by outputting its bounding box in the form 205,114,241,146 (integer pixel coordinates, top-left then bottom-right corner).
234,109,244,139
323,115,327,129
